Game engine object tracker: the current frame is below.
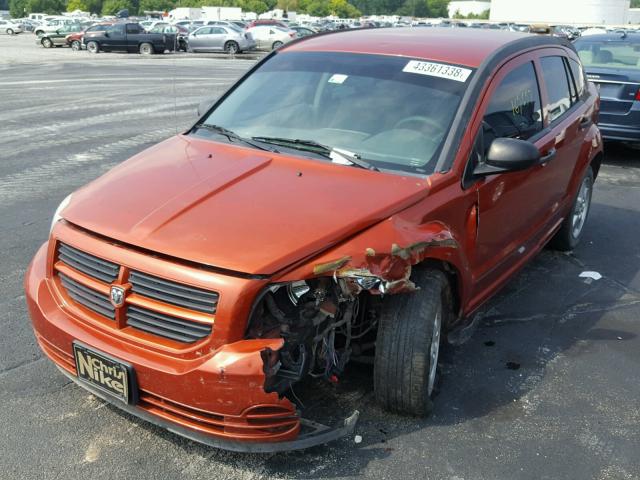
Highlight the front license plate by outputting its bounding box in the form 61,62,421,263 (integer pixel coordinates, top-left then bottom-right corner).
73,342,135,404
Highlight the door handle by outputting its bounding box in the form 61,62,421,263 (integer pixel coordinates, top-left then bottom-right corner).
540,148,557,164
579,116,592,129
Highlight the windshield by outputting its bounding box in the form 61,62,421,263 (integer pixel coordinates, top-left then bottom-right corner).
195,52,471,175
575,39,640,69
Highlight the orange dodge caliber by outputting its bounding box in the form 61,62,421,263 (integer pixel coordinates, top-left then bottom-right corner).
25,28,602,451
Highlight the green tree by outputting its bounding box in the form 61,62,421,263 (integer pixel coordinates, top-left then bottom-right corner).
396,0,427,17
67,0,89,11
26,0,65,14
101,0,132,14
138,0,174,11
328,0,360,18
426,0,447,17
238,0,268,13
307,0,328,16
9,0,28,17
632,0,640,7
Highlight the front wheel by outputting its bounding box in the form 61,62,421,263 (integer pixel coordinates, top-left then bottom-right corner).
41,37,53,48
7,28,14,35
272,40,283,50
224,41,238,54
549,166,594,251
374,269,451,416
86,41,99,53
139,42,154,55
71,40,81,51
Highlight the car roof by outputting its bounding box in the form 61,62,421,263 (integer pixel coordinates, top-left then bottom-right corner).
282,27,570,68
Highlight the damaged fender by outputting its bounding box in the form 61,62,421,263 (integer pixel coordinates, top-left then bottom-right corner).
278,216,468,298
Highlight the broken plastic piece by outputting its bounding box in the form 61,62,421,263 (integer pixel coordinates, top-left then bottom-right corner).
579,271,602,281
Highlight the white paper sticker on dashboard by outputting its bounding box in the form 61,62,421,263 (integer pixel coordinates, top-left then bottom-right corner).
328,74,348,84
402,61,472,82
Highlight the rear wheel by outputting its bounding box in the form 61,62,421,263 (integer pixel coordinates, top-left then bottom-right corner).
549,166,594,251
86,41,99,53
139,42,154,55
224,40,239,54
374,269,451,416
41,37,53,48
272,40,283,50
7,28,14,35
71,40,81,51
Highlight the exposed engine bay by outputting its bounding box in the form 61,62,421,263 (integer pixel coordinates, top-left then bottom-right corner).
247,278,380,395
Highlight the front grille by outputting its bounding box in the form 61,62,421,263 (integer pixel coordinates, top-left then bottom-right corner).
58,243,119,283
129,270,219,314
59,273,115,319
126,306,212,343
54,242,217,344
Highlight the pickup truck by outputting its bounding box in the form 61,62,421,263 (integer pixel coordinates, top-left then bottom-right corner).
83,22,175,54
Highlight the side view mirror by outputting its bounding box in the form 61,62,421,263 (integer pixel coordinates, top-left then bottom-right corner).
104,32,110,37
473,137,541,176
197,96,218,116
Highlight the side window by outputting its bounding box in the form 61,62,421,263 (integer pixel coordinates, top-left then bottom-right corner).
568,58,586,99
108,24,125,35
484,61,543,144
211,27,226,34
540,56,572,123
126,24,141,34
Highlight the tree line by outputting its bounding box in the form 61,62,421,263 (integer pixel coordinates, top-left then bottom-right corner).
9,0,449,20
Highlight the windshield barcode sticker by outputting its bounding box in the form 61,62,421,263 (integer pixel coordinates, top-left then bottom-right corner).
403,61,472,82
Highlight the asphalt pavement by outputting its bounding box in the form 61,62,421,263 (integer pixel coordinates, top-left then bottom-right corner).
1,34,639,480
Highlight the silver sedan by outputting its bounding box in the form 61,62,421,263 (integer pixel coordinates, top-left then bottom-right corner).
187,26,256,54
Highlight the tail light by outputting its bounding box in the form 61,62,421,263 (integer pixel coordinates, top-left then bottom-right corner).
635,88,640,101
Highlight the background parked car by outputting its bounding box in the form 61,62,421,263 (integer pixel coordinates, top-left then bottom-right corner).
0,20,24,35
83,22,173,54
66,22,112,51
187,25,255,54
290,26,316,38
148,23,190,52
34,18,79,36
37,24,82,48
245,19,288,29
574,33,640,144
247,25,295,50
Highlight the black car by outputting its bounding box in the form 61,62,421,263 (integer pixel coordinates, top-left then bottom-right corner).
83,22,174,54
574,33,640,144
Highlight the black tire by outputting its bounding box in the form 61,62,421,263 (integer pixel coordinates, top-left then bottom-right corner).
35,30,43,36
7,28,14,35
549,166,594,251
139,42,153,55
224,40,239,54
71,40,81,51
272,40,283,50
41,37,53,48
374,268,451,416
86,41,99,53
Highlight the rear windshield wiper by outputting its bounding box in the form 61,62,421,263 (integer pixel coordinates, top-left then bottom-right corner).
251,136,379,172
193,124,278,153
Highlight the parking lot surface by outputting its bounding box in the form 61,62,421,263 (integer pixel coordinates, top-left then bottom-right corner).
1,34,639,480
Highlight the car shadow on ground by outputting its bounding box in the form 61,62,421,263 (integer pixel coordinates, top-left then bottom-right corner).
100,187,640,477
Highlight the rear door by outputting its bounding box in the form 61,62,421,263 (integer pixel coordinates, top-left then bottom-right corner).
208,27,227,50
535,51,591,212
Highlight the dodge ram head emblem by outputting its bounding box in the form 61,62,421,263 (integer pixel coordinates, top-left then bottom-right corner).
110,286,125,308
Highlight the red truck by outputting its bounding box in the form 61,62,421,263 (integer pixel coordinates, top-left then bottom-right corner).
26,28,602,451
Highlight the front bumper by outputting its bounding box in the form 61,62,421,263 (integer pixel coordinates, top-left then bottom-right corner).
25,240,358,451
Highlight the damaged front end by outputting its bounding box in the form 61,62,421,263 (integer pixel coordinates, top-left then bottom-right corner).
249,277,381,394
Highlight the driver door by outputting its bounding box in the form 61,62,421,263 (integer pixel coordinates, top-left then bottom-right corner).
467,52,560,301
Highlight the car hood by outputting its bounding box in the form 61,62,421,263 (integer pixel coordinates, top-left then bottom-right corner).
63,135,429,275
